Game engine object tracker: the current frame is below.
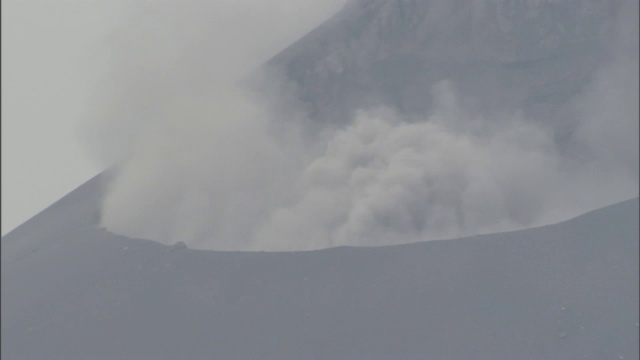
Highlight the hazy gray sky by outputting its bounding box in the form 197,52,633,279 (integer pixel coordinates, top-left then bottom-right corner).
1,0,129,235
1,0,346,236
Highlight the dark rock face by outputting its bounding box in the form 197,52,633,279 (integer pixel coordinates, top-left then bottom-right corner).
270,0,623,131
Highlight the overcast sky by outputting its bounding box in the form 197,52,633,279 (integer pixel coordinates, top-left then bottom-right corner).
1,0,126,235
1,0,347,236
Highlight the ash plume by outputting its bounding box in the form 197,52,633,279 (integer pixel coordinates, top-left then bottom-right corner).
84,0,638,251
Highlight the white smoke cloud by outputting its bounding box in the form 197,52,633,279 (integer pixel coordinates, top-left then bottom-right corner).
89,0,638,251
80,0,347,167
101,84,308,250
253,76,637,251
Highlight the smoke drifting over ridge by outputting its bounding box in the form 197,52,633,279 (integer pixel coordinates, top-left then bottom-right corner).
87,0,638,251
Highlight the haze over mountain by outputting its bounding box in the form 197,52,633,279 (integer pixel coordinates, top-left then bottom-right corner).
85,0,637,250
2,0,638,358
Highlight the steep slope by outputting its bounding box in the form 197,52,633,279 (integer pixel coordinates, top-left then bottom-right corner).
3,195,638,359
268,0,623,135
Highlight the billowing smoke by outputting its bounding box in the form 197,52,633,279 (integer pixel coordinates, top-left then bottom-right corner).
86,0,638,251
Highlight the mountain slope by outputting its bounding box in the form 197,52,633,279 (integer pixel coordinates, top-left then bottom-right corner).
2,188,638,359
2,0,637,358
268,0,623,131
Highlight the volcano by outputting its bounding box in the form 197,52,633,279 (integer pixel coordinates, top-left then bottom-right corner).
2,0,638,359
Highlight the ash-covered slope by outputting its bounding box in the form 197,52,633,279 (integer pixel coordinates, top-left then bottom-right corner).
2,190,638,359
